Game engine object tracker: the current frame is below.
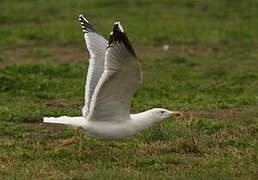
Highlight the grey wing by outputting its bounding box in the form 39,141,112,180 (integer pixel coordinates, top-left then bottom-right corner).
79,15,108,117
87,22,142,122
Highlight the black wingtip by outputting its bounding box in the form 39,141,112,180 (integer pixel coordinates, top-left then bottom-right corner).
78,14,97,34
114,22,124,33
78,14,88,23
109,22,136,57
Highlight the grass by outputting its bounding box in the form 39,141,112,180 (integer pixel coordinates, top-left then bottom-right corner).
24,48,52,58
0,0,258,179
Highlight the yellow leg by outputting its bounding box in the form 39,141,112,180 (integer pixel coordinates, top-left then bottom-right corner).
61,127,79,146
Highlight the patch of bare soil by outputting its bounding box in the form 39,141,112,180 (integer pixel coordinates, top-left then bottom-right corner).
182,105,258,121
17,122,67,139
0,44,220,67
0,135,10,139
0,45,86,67
17,122,66,132
137,44,220,58
40,98,83,111
0,123,67,140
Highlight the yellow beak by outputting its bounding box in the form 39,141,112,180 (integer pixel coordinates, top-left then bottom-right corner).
170,111,182,118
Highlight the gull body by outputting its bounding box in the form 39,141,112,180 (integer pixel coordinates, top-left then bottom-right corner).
44,108,178,140
43,15,181,140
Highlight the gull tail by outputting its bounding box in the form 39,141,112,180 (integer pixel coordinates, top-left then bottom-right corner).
43,116,86,127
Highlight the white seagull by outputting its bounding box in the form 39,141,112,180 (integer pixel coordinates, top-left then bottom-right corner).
43,15,182,143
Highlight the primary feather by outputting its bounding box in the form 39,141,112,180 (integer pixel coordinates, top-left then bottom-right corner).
79,15,108,117
87,22,142,122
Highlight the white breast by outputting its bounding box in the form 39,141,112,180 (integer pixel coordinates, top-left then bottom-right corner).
84,120,137,140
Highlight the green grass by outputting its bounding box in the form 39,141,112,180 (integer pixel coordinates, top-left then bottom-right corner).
0,0,258,179
1,0,258,49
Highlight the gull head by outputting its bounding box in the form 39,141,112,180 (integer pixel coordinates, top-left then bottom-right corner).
151,108,182,122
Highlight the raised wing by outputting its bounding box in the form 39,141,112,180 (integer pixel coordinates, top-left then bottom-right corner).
79,15,108,116
87,22,142,122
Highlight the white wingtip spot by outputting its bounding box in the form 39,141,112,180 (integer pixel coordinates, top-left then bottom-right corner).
79,14,88,23
114,22,124,32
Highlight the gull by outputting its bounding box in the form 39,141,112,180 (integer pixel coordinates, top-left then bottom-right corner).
43,15,182,143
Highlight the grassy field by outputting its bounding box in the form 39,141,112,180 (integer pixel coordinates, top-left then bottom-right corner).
0,0,258,179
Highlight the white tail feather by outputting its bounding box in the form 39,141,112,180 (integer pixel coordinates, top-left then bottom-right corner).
43,116,86,127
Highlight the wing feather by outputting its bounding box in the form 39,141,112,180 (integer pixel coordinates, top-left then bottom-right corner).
79,15,108,116
88,22,142,122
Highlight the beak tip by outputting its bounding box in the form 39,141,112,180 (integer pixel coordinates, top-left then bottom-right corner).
171,111,183,118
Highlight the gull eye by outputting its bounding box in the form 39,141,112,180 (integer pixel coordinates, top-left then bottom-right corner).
160,110,165,114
